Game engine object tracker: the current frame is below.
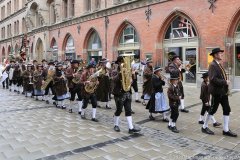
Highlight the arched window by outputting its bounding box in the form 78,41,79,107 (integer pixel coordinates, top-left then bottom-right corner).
164,16,197,40
64,35,75,60
50,38,58,61
119,24,139,46
87,31,102,62
117,24,140,59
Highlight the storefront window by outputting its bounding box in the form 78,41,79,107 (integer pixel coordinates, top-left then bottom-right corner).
164,16,197,39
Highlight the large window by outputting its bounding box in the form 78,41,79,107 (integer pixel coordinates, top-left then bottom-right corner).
87,31,102,62
65,35,76,60
119,25,139,46
86,0,91,12
164,16,197,40
63,0,67,18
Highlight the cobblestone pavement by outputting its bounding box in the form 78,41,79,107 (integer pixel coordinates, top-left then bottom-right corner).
0,86,240,160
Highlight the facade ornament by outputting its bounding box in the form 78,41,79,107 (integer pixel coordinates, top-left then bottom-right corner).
208,0,217,13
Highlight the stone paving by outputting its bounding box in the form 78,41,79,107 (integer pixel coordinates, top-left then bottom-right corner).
0,86,240,160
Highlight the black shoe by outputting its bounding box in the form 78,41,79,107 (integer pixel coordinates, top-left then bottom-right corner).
131,110,135,114
53,102,56,105
91,118,99,122
81,115,86,119
168,125,172,130
97,105,101,108
61,106,66,109
17,91,20,94
78,111,81,115
198,120,204,124
22,92,24,95
201,127,214,135
223,130,237,137
171,126,179,133
129,127,141,134
46,100,49,104
56,105,61,109
35,98,38,101
106,105,111,109
69,109,72,113
135,100,141,103
149,115,155,121
180,109,189,113
213,122,222,127
114,126,120,132
162,118,169,122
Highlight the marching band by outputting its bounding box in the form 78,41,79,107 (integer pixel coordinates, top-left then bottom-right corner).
0,48,237,137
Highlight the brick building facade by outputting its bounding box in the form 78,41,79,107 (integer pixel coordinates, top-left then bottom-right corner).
0,0,240,89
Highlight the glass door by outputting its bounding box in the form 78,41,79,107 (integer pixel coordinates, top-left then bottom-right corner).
183,48,197,84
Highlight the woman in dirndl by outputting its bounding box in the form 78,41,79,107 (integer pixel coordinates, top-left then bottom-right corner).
146,66,170,121
52,63,69,109
33,64,45,100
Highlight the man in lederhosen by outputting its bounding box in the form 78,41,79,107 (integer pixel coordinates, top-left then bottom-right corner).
42,61,55,104
112,56,141,134
201,48,237,137
96,58,111,109
65,60,83,113
168,55,189,113
22,64,34,97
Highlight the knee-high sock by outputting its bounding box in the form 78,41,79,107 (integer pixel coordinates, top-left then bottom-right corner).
126,116,134,129
168,119,173,127
203,114,212,129
81,109,85,116
78,101,83,112
69,101,73,109
92,108,96,119
135,92,139,100
114,116,120,126
199,115,204,121
163,112,168,119
180,99,185,109
223,116,229,132
211,116,217,123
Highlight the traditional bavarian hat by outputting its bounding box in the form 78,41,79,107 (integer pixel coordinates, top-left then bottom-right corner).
56,62,63,67
27,64,33,67
153,66,163,73
99,58,109,63
146,58,153,64
115,56,124,64
210,48,224,56
48,61,55,65
86,64,96,69
201,72,209,78
70,60,79,64
170,71,179,80
171,55,180,61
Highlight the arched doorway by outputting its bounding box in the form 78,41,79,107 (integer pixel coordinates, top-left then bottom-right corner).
162,15,198,84
35,38,44,62
63,34,75,60
86,29,102,63
117,23,140,60
50,38,58,61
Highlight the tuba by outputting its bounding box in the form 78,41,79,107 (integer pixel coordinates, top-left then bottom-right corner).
41,69,55,90
72,65,84,84
120,53,134,92
84,68,103,94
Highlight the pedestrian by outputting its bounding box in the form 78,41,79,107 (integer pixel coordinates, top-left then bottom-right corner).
201,48,237,137
199,72,221,127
